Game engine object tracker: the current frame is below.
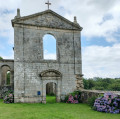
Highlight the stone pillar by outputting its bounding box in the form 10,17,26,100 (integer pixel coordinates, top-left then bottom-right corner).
76,74,84,90
0,68,1,86
10,70,14,89
53,83,56,95
56,80,61,102
42,81,46,104
2,70,6,86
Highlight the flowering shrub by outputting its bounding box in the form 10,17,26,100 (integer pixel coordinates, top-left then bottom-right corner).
65,91,81,104
3,90,14,103
93,92,120,114
66,95,79,104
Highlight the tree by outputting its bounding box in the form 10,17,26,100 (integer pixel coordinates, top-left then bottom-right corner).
83,78,89,89
83,77,120,91
0,56,3,60
108,83,120,91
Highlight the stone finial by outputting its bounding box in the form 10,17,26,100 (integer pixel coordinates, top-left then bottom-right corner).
74,16,77,23
17,9,21,17
15,8,21,19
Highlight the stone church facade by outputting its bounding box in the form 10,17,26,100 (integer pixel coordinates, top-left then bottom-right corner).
0,9,83,103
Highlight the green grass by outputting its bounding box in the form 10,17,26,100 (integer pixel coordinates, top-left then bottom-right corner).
0,96,119,119
46,95,56,103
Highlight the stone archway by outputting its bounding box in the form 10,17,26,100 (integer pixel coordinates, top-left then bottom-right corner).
1,65,11,86
0,60,14,87
40,69,62,103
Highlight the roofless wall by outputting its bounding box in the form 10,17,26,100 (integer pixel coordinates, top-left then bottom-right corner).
12,9,83,103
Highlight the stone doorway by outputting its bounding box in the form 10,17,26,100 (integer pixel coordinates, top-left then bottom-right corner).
46,82,56,103
40,69,62,104
46,82,56,96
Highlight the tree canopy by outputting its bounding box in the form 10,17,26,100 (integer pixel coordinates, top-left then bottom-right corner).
0,56,3,60
83,77,120,91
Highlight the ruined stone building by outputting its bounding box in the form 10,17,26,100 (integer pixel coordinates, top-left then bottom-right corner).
0,9,83,103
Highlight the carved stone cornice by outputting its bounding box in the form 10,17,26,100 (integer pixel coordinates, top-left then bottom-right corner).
40,69,62,78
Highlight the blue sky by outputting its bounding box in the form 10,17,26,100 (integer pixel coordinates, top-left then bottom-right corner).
0,0,120,78
43,34,56,60
81,36,114,47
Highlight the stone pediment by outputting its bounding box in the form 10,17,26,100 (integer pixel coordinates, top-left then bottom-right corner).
40,69,62,77
11,10,82,30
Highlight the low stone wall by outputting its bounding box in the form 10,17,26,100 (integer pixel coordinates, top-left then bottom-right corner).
80,89,120,103
0,86,13,98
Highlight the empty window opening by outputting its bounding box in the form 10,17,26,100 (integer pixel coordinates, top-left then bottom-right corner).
6,71,10,85
43,34,56,60
1,65,11,86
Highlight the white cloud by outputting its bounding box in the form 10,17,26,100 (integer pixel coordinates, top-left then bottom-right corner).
44,50,56,60
106,36,118,43
0,0,21,10
2,55,14,59
0,1,19,45
1,0,120,43
61,0,120,43
44,53,56,60
0,0,120,78
82,44,120,78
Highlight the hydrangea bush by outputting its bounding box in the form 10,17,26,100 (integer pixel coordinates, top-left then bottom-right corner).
93,92,120,114
3,90,14,103
65,91,81,104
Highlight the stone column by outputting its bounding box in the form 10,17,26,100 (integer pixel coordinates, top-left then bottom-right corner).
0,68,1,86
10,70,14,89
56,80,61,102
76,74,84,90
2,70,6,86
42,80,46,104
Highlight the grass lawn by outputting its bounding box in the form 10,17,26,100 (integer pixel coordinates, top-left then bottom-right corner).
0,96,119,119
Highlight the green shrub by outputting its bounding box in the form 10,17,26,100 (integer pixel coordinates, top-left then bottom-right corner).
87,96,97,107
0,56,3,60
64,95,69,103
108,83,120,91
49,93,55,96
92,86,104,90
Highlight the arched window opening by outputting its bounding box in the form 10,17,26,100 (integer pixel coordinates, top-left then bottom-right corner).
1,65,11,86
6,71,10,85
43,34,57,60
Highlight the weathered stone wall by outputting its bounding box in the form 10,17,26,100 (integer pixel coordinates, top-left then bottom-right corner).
15,29,81,102
80,89,120,103
13,10,83,103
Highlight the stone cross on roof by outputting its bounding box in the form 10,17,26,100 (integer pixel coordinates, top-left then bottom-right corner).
45,0,51,10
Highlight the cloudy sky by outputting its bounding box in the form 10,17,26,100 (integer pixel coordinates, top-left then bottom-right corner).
0,0,120,78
